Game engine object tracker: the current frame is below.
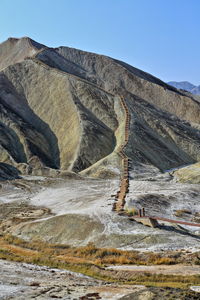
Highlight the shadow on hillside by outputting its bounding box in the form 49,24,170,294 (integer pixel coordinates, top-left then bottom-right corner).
157,223,200,240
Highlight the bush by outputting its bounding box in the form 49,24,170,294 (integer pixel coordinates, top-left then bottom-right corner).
125,207,138,216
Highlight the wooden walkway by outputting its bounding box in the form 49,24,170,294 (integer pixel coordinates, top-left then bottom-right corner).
149,216,200,227
113,96,131,212
131,209,200,228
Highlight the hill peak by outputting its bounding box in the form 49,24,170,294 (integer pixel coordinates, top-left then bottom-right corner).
0,36,46,71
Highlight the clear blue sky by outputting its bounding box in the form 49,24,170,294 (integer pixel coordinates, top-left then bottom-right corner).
1,0,200,85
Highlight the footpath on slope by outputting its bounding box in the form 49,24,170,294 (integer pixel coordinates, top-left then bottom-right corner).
113,96,131,212
29,50,131,214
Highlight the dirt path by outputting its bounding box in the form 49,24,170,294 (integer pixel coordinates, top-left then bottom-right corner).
106,264,200,275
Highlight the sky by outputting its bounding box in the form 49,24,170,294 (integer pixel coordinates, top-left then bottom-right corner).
1,0,200,85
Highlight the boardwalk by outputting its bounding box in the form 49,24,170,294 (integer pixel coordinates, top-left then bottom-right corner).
131,209,200,228
113,96,131,212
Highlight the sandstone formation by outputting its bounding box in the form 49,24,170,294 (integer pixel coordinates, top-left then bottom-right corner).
0,37,200,178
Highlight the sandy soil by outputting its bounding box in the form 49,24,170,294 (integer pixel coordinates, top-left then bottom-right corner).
106,264,200,275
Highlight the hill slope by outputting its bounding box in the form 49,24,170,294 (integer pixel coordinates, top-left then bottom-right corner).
0,37,200,178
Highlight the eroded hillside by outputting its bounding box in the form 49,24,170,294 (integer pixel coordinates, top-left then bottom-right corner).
0,36,200,179
1,37,200,250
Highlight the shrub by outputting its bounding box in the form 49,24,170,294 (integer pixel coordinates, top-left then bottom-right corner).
125,207,138,216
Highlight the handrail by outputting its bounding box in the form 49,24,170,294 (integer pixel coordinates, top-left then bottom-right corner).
132,215,200,228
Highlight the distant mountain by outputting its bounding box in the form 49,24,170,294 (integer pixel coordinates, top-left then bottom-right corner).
168,81,200,95
192,86,200,95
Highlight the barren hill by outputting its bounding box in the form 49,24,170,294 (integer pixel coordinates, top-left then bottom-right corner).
1,37,200,250
1,37,200,179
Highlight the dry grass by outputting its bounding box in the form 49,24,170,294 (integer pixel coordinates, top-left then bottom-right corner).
0,235,193,266
1,234,200,288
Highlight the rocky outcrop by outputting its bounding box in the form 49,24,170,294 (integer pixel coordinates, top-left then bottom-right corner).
0,37,200,177
0,37,44,71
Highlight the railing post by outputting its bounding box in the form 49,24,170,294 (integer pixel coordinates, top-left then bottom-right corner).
142,207,145,217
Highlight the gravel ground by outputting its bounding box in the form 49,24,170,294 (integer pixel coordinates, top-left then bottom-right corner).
0,259,144,300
